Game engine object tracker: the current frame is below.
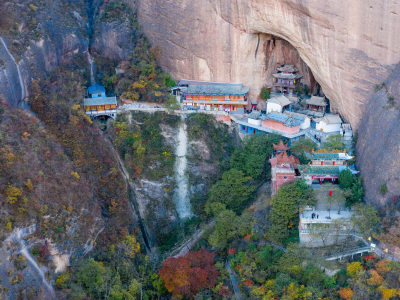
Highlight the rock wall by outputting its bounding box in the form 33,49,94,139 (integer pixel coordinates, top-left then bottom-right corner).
136,0,399,127
136,0,400,203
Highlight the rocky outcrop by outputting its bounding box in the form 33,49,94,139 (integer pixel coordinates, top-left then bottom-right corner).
136,0,400,203
0,1,89,107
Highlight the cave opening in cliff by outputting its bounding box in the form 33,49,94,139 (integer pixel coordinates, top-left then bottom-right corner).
257,34,329,113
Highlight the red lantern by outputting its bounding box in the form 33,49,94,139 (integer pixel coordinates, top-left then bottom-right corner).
329,190,332,197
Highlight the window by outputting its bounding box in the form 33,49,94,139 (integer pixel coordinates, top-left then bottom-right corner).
284,176,288,180
98,94,101,97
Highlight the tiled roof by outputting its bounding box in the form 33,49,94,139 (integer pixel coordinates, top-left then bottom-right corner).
306,96,327,107
273,139,290,151
262,112,303,127
305,152,340,160
84,97,117,106
247,111,262,120
277,64,299,73
314,114,342,125
268,95,292,107
88,84,106,94
185,84,249,95
272,73,303,79
298,165,341,175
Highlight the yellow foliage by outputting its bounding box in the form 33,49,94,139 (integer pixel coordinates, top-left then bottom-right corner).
125,235,140,259
67,206,73,212
6,222,12,230
73,104,81,110
71,171,80,180
1,148,16,164
5,185,23,204
25,179,33,191
379,286,397,299
347,262,363,278
22,132,31,140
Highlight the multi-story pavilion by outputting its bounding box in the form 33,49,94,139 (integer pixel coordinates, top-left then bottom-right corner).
272,64,303,94
269,140,300,195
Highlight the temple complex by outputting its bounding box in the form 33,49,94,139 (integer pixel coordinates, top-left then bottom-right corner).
269,140,300,195
84,84,117,119
272,64,303,94
174,80,249,114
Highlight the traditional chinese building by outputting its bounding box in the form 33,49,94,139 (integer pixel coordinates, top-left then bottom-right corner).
305,96,327,116
269,140,300,195
176,80,249,114
84,84,117,119
272,64,303,94
298,150,356,186
266,95,292,114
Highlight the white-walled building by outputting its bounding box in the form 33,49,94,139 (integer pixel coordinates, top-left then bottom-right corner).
314,114,342,133
266,95,292,114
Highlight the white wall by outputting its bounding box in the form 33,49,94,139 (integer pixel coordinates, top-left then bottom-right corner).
316,121,341,133
267,102,282,114
300,117,311,130
248,118,262,126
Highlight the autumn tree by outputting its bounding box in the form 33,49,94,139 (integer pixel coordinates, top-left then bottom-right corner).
159,249,219,299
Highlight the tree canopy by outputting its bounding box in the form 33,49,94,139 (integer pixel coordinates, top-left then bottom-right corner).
205,169,256,215
159,249,219,299
268,180,316,243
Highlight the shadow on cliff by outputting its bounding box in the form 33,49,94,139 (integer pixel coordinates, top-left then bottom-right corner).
357,62,400,206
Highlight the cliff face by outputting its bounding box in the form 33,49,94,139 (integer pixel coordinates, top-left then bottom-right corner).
136,0,399,127
137,0,400,203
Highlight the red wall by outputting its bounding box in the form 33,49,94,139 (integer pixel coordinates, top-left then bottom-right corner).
262,120,300,134
275,172,296,192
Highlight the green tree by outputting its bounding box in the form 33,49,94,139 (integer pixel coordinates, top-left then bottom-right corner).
205,169,256,215
322,134,344,150
164,74,176,88
268,180,315,243
164,95,180,111
208,210,252,250
260,86,271,100
290,138,317,164
351,203,380,236
75,258,106,298
338,169,354,189
230,133,280,180
345,177,364,207
380,182,388,195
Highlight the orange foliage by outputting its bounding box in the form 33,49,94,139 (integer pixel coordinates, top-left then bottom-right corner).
376,259,393,276
367,269,384,286
159,249,219,299
339,287,354,300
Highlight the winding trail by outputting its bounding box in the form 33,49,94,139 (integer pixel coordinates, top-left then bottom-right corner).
226,260,243,300
0,37,26,101
5,225,55,299
172,220,215,258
